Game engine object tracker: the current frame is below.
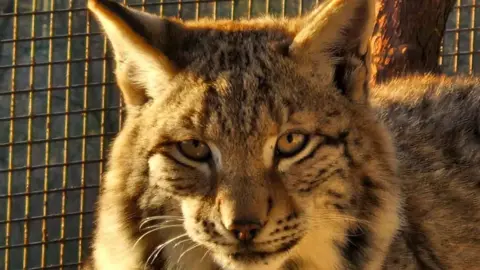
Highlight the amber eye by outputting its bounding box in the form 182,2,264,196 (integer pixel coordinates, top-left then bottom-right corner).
276,133,308,157
177,140,211,161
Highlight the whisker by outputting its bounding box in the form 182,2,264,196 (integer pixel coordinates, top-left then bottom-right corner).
133,225,184,250
133,228,163,251
177,243,202,263
173,238,193,249
140,219,184,230
142,215,184,221
326,218,371,225
200,249,211,263
140,217,184,230
140,224,184,232
147,233,189,266
302,213,373,227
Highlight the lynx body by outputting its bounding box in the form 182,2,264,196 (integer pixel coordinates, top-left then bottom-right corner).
84,0,480,269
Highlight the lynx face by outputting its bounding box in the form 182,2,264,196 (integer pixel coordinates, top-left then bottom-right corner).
88,0,400,269
143,61,361,269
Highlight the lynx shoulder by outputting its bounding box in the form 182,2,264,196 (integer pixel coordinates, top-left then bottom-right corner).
371,75,480,269
84,0,480,269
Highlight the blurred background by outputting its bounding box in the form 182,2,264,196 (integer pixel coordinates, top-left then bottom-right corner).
0,0,477,269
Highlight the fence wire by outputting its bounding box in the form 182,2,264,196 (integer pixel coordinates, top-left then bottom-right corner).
0,0,478,269
440,0,480,74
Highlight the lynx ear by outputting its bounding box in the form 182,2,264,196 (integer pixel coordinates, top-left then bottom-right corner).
290,0,376,103
88,0,184,105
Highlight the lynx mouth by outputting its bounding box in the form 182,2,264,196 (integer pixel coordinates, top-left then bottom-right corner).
228,237,300,262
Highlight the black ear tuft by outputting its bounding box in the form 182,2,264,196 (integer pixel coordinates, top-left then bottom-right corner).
96,0,152,42
289,0,376,103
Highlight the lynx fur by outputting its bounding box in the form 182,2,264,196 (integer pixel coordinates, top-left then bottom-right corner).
83,0,480,269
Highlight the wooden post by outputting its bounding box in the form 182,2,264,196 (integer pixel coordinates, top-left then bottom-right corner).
371,0,457,84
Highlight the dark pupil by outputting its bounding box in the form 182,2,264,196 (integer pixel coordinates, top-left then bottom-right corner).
192,140,200,148
287,134,294,143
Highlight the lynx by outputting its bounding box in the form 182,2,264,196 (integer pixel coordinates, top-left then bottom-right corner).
83,0,480,269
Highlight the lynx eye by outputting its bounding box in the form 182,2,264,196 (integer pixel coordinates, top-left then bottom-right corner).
177,140,211,162
276,133,309,157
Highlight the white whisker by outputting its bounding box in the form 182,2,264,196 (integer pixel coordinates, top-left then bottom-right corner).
303,213,373,227
133,225,184,250
140,224,184,232
177,243,201,263
200,248,211,262
141,216,184,222
173,238,192,249
140,217,184,230
147,233,189,266
133,228,162,251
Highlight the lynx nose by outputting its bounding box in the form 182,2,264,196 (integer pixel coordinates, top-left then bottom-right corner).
228,220,263,242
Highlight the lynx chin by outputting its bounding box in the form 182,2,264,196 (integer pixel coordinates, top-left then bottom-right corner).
83,0,480,269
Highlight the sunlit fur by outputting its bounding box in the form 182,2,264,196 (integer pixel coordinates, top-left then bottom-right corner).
83,0,480,269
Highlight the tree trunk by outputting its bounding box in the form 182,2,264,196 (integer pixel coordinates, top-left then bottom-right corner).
371,0,456,84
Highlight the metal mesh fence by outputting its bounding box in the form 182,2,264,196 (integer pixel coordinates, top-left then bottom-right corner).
441,0,480,74
0,0,477,269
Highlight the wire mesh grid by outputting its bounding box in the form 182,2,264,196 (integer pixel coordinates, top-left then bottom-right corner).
0,0,478,269
441,0,480,74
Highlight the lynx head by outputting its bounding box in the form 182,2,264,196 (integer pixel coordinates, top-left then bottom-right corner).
89,0,400,269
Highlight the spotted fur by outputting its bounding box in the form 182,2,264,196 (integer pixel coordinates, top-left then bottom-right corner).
84,0,479,269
